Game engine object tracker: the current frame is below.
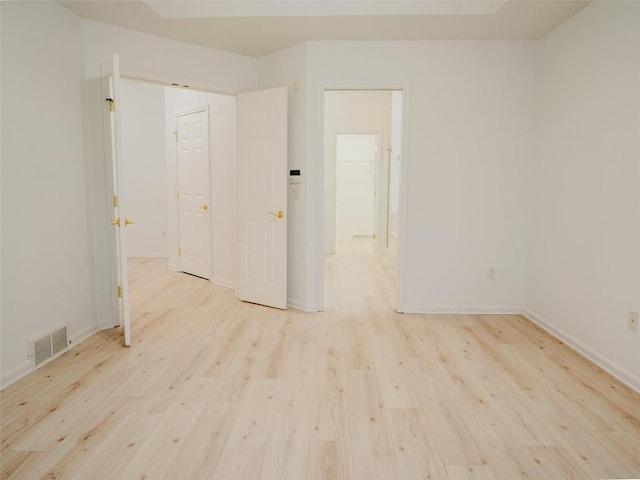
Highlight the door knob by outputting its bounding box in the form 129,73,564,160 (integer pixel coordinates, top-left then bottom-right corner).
110,218,120,226
269,210,284,219
198,204,209,211
125,218,135,226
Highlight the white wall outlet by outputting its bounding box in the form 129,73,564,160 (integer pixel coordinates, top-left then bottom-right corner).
488,267,496,281
629,311,639,332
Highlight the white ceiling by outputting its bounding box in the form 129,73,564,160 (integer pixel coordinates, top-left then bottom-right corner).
59,0,591,58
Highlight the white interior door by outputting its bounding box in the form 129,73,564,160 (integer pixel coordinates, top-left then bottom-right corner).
335,133,378,240
237,87,288,309
106,54,132,346
177,108,211,279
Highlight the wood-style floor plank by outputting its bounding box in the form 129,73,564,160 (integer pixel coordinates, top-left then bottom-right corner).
2,240,640,479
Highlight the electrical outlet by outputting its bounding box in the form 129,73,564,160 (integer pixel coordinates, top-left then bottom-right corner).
488,267,496,281
629,311,639,332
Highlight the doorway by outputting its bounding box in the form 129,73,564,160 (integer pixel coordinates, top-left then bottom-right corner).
104,62,289,347
323,89,403,308
118,78,237,289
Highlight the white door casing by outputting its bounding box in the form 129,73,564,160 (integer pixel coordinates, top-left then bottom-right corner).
316,82,410,313
237,87,288,309
106,54,132,346
177,108,212,280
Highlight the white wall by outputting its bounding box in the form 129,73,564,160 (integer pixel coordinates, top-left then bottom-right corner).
324,91,392,252
3,1,637,394
81,20,258,328
1,1,96,387
258,44,309,310
525,1,640,389
164,88,237,288
307,41,537,313
120,79,168,257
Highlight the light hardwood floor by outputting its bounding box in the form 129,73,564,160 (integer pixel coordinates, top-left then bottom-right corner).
2,239,640,479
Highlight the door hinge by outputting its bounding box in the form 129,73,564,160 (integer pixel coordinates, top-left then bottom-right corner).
117,285,122,298
177,191,180,200
106,97,115,112
178,248,181,256
173,131,178,141
113,195,119,207
373,233,376,240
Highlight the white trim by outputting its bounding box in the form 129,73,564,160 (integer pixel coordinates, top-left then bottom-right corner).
211,277,235,289
98,316,117,330
287,297,317,312
395,84,411,313
397,305,640,392
71,324,101,347
127,252,169,258
313,80,411,314
523,308,640,394
403,305,523,315
1,324,100,391
1,361,32,390
168,263,180,272
175,105,208,118
120,67,239,97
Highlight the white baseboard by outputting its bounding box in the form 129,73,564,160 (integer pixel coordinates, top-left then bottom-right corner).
98,318,118,330
1,360,32,390
1,323,100,391
287,298,319,312
97,309,118,330
127,252,168,258
522,308,640,394
211,277,235,290
402,305,523,315
71,324,100,348
168,263,179,272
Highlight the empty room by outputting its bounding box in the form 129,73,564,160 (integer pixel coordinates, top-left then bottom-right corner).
1,1,639,479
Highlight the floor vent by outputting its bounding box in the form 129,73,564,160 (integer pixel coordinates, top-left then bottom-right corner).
32,326,69,368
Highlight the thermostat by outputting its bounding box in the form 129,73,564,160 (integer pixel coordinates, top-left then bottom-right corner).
289,169,302,184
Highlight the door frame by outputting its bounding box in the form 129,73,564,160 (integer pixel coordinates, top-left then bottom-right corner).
313,81,411,313
97,68,240,330
175,106,212,279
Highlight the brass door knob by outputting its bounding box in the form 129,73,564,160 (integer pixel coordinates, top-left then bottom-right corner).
125,218,135,226
269,210,284,219
110,218,120,226
198,204,209,211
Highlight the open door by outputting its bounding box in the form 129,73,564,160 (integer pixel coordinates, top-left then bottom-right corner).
104,54,132,346
176,108,212,280
237,87,288,309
